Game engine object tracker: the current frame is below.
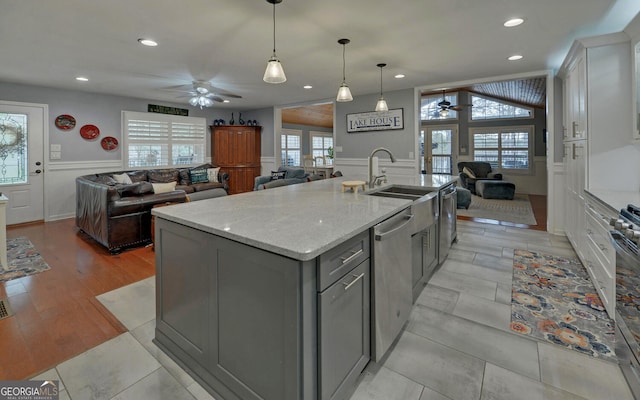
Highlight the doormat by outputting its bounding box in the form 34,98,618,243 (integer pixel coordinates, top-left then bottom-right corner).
0,237,50,282
509,249,616,361
457,194,537,225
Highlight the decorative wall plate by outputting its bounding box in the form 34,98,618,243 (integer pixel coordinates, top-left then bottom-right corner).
100,136,118,151
55,114,76,130
80,124,100,139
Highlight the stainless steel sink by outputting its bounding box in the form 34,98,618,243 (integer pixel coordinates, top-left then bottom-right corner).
374,185,434,196
367,191,422,200
367,186,438,234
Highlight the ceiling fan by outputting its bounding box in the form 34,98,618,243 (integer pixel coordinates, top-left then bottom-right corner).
170,81,242,108
436,90,472,117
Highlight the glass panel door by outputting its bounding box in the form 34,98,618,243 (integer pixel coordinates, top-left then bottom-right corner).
422,125,457,175
0,102,45,224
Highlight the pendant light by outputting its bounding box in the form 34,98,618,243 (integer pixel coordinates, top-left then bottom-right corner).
375,63,389,112
263,0,286,84
336,38,353,102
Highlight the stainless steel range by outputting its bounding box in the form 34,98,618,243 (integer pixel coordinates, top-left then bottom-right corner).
609,204,640,398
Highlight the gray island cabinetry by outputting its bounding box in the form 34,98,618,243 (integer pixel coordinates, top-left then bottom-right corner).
152,176,456,400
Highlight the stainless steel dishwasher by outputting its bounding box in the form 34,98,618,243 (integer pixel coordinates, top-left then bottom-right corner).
372,207,414,362
438,184,457,265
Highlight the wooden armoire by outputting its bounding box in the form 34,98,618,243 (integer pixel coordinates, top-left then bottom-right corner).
211,125,261,194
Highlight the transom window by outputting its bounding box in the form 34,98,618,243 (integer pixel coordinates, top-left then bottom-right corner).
420,93,458,120
310,131,333,166
281,129,301,166
470,126,533,171
123,111,206,168
470,95,533,120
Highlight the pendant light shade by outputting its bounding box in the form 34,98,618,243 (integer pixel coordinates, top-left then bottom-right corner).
263,0,286,84
336,38,353,102
375,63,388,112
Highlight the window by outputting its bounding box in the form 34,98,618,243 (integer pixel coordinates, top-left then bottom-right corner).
0,112,27,184
310,131,333,166
281,129,301,166
470,126,533,171
470,95,533,120
123,111,205,168
420,93,458,120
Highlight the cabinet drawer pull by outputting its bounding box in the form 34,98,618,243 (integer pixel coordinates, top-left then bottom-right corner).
572,121,578,137
340,249,363,265
342,272,365,291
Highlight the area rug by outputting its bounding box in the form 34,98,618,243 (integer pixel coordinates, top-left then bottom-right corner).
509,249,616,361
457,194,537,225
0,237,50,282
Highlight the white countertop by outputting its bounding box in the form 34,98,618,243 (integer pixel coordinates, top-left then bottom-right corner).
586,189,640,213
153,175,457,261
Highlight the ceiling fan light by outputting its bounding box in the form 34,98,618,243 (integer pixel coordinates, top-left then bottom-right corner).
375,96,388,112
440,108,449,117
264,56,287,83
336,82,353,102
189,97,199,106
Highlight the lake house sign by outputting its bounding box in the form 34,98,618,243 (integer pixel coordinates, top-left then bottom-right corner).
346,109,403,133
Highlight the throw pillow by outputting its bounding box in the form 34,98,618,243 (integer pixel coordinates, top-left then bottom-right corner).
462,166,476,179
152,181,177,194
112,173,133,184
271,171,286,180
189,167,209,184
207,167,220,183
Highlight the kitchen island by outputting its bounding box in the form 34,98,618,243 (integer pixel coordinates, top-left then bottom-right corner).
152,175,456,400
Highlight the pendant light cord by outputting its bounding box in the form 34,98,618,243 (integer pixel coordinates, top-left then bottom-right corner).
272,2,276,54
379,66,383,96
342,44,346,82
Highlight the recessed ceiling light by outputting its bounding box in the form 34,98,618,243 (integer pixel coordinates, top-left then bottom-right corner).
508,54,523,61
303,85,313,89
504,18,524,27
223,99,230,103
138,38,158,47
394,74,405,79
75,76,89,82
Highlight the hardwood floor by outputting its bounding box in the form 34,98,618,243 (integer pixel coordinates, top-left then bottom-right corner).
0,195,547,380
456,194,548,232
0,219,155,380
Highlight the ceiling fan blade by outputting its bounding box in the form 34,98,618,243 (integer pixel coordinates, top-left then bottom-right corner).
205,94,225,102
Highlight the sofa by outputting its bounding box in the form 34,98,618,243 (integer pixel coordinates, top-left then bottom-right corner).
457,162,503,195
254,166,312,190
76,163,229,253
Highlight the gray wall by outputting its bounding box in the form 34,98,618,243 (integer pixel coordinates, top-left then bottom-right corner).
0,81,264,162
335,88,416,159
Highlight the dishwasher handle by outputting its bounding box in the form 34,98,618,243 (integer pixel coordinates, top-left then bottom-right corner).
374,214,414,241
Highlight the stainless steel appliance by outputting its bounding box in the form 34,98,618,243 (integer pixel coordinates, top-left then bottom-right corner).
410,192,439,301
372,207,414,362
609,204,640,398
438,184,457,264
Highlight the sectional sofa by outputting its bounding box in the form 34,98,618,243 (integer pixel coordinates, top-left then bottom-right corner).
76,164,228,253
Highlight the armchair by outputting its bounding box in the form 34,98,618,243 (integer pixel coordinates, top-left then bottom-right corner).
457,162,502,195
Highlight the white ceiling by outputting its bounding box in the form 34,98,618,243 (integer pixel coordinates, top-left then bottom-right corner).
1,0,638,110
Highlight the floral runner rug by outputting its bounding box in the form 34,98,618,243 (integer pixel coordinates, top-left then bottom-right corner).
0,237,50,282
510,249,616,361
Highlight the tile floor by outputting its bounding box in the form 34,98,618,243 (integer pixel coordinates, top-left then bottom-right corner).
30,220,634,400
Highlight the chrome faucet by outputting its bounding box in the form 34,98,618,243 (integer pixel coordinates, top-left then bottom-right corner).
368,147,396,188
